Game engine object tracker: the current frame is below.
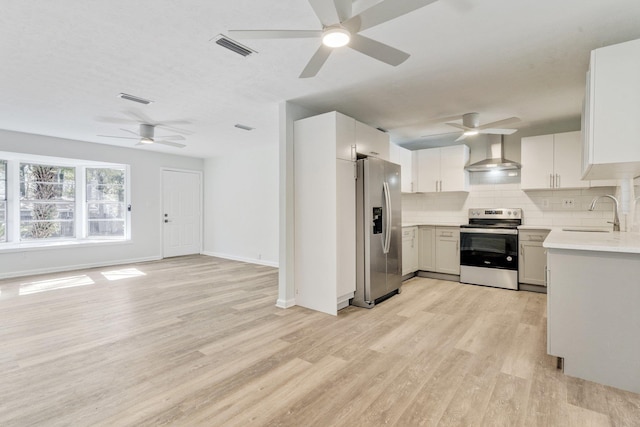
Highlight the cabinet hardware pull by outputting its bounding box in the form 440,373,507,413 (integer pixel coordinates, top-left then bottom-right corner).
435,181,438,192
556,174,560,188
520,243,524,257
550,173,553,188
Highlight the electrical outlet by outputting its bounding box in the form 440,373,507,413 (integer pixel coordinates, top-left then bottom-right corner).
562,198,575,208
542,199,550,209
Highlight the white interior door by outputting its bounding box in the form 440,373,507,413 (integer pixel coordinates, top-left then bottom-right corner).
162,169,201,258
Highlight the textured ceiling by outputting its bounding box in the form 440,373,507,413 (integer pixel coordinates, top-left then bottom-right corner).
1,0,640,157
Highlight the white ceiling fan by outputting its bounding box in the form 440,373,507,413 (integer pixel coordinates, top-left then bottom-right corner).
446,112,520,141
229,0,439,78
98,124,186,148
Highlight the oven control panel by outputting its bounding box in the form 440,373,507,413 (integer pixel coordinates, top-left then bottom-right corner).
468,208,523,219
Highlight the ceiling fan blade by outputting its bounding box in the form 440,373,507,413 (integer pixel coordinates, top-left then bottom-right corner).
334,0,353,22
155,124,194,136
348,34,410,66
479,128,518,135
476,117,520,130
97,135,139,140
343,0,438,33
155,134,186,141
154,140,186,148
124,110,155,125
308,0,341,26
119,128,141,137
299,45,333,78
455,133,468,142
228,30,322,39
445,122,471,131
96,116,137,124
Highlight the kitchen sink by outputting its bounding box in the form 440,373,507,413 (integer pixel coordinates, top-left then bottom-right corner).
561,228,610,233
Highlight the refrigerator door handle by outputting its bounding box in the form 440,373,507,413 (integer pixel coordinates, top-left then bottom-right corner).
383,181,392,254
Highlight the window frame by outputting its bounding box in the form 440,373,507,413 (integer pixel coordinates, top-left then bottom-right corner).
85,166,128,239
0,160,6,243
0,152,130,250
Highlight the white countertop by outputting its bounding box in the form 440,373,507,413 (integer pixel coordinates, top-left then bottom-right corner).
543,230,640,254
518,225,553,231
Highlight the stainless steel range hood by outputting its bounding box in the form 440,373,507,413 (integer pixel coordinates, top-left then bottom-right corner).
465,136,520,172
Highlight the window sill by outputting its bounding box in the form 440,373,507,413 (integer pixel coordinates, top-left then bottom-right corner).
0,239,132,254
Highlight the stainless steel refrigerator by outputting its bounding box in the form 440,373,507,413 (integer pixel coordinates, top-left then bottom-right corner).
352,157,402,308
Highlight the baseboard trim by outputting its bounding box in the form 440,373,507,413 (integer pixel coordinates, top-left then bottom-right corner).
417,271,461,282
202,251,279,268
276,298,296,309
0,256,162,280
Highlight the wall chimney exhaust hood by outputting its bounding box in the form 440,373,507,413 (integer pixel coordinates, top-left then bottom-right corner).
465,136,521,172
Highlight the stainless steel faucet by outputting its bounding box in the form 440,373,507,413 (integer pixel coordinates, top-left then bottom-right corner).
589,195,620,231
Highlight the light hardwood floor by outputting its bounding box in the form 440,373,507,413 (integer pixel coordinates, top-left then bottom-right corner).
1,255,639,426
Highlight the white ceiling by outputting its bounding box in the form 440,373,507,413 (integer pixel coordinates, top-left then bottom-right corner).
2,0,640,157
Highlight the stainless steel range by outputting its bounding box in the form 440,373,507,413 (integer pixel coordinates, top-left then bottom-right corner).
459,208,522,290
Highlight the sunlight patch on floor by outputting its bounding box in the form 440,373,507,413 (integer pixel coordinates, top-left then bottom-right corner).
20,275,95,295
101,267,146,281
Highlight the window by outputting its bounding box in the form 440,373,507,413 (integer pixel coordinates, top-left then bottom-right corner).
20,163,76,240
0,160,6,242
86,168,126,237
0,152,129,248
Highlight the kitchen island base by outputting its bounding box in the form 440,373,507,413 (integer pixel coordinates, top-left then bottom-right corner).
546,248,640,394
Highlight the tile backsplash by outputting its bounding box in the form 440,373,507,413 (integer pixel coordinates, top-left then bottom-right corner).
402,182,640,230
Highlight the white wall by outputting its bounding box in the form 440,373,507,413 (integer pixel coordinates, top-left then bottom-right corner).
0,129,204,278
203,145,278,267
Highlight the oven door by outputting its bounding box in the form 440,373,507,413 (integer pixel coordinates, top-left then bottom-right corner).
460,228,518,270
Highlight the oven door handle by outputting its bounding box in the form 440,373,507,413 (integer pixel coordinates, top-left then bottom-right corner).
461,228,518,235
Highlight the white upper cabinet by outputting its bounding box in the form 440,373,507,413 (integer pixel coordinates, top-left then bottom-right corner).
355,120,390,162
583,38,640,180
416,145,469,193
521,131,589,190
389,142,417,193
335,113,356,162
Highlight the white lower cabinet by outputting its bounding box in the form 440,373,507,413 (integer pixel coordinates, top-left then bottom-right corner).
518,229,550,286
435,227,460,275
402,227,418,276
418,225,460,275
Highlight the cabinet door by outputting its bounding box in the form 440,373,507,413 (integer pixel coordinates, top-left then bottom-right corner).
335,113,356,162
435,227,460,275
355,120,390,161
553,132,589,189
416,149,440,193
521,134,555,190
402,227,418,275
518,242,547,286
439,145,469,192
418,226,436,271
389,143,414,193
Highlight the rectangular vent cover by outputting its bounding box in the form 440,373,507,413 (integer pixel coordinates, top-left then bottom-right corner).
214,34,256,57
117,93,153,105
235,124,255,131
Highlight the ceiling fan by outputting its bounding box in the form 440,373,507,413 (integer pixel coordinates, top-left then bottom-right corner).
229,0,439,78
98,124,186,148
446,112,520,142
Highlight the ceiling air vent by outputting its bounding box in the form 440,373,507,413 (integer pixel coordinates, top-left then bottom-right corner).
235,124,255,131
214,34,256,57
117,93,153,105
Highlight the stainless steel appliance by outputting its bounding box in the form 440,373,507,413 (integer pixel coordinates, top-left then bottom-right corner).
460,208,522,290
353,157,402,308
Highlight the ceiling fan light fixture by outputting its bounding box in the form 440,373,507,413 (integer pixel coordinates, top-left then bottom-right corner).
322,27,350,48
139,137,154,144
464,130,479,136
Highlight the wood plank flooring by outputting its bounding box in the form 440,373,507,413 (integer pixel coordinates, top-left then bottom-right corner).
1,255,639,426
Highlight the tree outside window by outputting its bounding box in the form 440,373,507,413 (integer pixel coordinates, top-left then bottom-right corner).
86,168,126,237
20,163,75,239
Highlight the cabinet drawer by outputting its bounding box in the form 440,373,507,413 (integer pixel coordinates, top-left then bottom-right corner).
436,227,459,238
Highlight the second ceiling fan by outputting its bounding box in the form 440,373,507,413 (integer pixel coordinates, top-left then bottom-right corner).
229,0,439,78
446,113,520,142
